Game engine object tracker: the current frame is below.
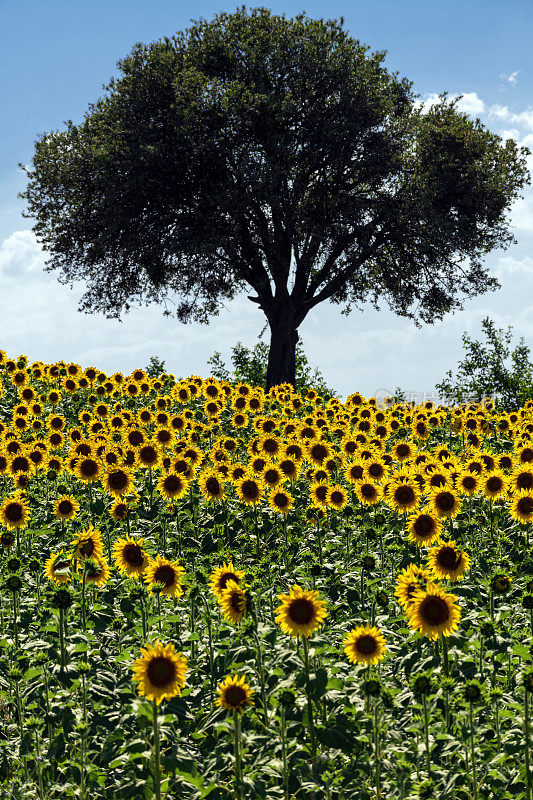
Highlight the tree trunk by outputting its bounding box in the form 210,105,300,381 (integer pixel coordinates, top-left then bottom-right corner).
265,313,299,391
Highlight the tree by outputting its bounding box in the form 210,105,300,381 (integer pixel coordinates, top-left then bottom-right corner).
207,337,336,397
20,8,530,389
435,317,533,409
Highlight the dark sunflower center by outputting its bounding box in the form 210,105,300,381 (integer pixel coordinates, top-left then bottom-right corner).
435,492,455,512
123,543,144,567
395,485,415,505
330,491,344,505
263,439,278,453
462,476,476,490
420,595,450,626
5,503,23,522
280,460,296,477
413,515,434,537
522,448,533,463
164,476,183,493
206,477,221,495
486,477,502,493
274,493,289,508
350,465,364,480
79,539,95,557
230,590,244,612
219,572,239,590
288,598,314,625
108,471,129,490
518,497,533,515
157,430,172,443
153,565,175,587
396,444,410,458
147,656,176,688
224,685,247,707
430,474,446,488
264,470,278,484
12,456,30,472
311,444,328,462
368,463,383,478
128,431,144,446
58,500,73,515
356,635,378,656
139,446,158,464
437,546,461,571
314,485,328,501
241,480,260,500
361,483,376,498
80,459,98,477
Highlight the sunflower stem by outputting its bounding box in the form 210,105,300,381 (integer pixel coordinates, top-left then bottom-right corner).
12,591,19,650
469,700,479,800
254,632,269,725
81,562,87,633
280,705,289,800
525,688,532,800
302,637,317,763
422,693,431,779
34,725,44,800
59,607,66,672
373,697,382,800
152,700,162,800
233,709,242,800
140,591,148,643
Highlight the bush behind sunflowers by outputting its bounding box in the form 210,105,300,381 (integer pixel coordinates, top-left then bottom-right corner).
1,349,533,800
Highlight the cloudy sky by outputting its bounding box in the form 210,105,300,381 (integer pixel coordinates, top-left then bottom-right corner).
1,0,532,398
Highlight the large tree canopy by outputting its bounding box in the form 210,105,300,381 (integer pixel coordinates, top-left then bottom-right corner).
20,7,530,388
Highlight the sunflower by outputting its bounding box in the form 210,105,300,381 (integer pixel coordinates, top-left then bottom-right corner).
0,494,30,530
395,564,432,610
132,640,188,705
509,490,533,523
407,508,442,547
429,488,461,519
216,675,254,714
456,470,479,496
235,474,263,507
309,481,329,509
268,488,294,515
110,499,131,521
136,444,160,470
209,562,245,598
144,556,185,598
113,536,149,577
157,472,190,501
275,586,328,638
481,470,507,500
75,457,102,484
72,525,104,561
407,583,461,639
199,470,225,503
53,494,80,521
84,556,111,587
307,440,331,466
512,465,533,492
327,484,348,511
219,580,248,624
355,480,382,505
388,477,420,513
102,467,134,498
44,551,72,584
343,625,387,666
427,540,470,582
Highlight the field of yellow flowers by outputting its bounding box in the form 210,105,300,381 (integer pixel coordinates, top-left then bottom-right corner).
1,350,533,800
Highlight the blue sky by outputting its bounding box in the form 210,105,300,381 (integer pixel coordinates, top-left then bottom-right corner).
1,0,533,398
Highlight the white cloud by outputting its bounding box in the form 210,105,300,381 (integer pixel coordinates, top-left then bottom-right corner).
0,229,45,276
490,104,533,130
415,91,485,116
494,254,533,280
508,71,520,84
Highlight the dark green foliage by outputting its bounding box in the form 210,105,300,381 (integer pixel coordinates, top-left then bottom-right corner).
145,355,166,378
19,8,530,387
436,317,533,409
207,338,336,396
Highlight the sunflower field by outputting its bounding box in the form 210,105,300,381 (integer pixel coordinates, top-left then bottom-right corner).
1,351,533,800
